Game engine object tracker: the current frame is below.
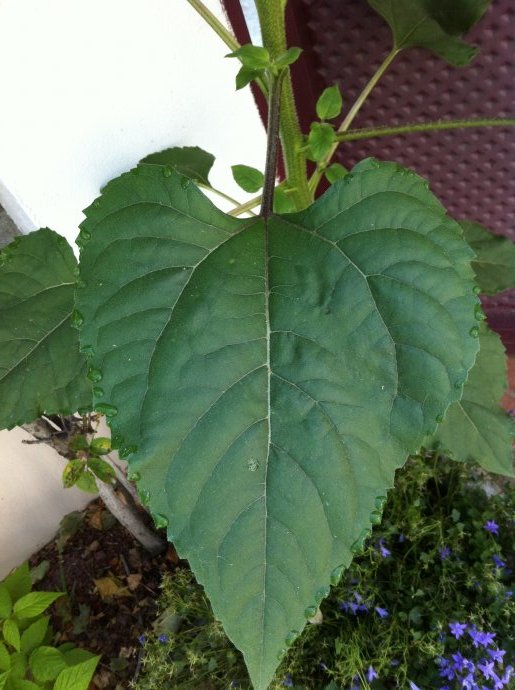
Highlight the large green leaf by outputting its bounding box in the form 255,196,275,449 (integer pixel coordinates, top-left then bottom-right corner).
0,229,91,429
428,324,513,476
77,161,478,689
460,220,515,295
368,0,490,65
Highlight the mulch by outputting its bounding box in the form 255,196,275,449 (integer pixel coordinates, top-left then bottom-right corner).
29,498,180,690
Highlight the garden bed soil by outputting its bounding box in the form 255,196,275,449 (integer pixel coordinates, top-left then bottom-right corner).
28,498,180,690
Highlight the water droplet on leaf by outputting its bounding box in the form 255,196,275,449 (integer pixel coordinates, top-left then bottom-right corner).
469,326,479,338
119,444,138,459
93,200,101,208
139,489,150,506
375,496,387,511
111,433,124,449
128,471,141,482
474,304,485,321
370,510,382,525
304,606,317,619
435,413,444,423
163,167,172,177
330,564,344,585
71,310,84,329
87,368,103,383
316,585,330,601
95,403,118,417
247,458,259,472
93,387,104,398
473,285,481,295
153,513,169,529
285,631,298,646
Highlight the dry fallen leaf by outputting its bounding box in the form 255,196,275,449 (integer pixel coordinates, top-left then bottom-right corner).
126,573,142,591
93,576,130,599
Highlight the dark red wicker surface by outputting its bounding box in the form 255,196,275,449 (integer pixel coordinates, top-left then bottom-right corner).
222,0,515,352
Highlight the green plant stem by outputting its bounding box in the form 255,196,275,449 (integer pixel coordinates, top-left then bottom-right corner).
198,183,257,216
255,0,311,210
186,0,268,99
228,194,262,216
335,117,515,142
309,47,399,194
261,74,284,217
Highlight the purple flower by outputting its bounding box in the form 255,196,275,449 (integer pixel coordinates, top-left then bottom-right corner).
138,634,146,644
230,683,239,688
390,659,400,666
492,554,506,568
398,533,406,543
478,660,496,681
440,545,452,560
408,682,420,690
282,674,294,687
375,606,389,618
487,648,506,663
462,672,478,690
366,666,378,682
319,662,329,672
377,538,391,558
158,634,169,643
484,520,499,535
449,621,467,639
468,626,496,648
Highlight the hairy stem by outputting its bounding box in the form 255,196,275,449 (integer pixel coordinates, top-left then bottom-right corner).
255,0,311,210
186,0,268,99
336,117,515,142
309,47,399,193
261,74,283,217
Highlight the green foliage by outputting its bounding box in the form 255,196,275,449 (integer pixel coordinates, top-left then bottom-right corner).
316,86,343,121
368,0,490,65
76,160,480,689
0,229,91,429
428,324,514,477
306,122,335,161
226,45,271,71
0,564,99,690
460,221,515,295
131,455,515,689
274,47,302,70
61,434,115,492
231,165,265,193
139,146,215,186
324,163,348,185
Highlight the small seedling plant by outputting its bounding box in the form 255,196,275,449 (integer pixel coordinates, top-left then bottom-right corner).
0,2,514,688
0,563,100,690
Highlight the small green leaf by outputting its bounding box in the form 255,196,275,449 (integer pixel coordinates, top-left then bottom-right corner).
62,461,86,489
8,651,27,678
0,229,92,429
0,587,12,620
20,616,50,654
325,163,349,184
0,643,10,671
13,592,62,620
231,165,265,194
30,646,66,682
10,680,40,690
3,619,20,651
54,655,101,690
87,458,115,483
74,471,98,494
316,85,343,120
460,221,515,295
2,564,31,604
274,47,302,69
0,670,9,690
368,0,490,65
139,146,215,186
273,186,297,214
89,437,111,455
29,562,50,586
429,324,514,477
235,66,262,91
62,648,95,667
226,44,271,70
307,122,336,162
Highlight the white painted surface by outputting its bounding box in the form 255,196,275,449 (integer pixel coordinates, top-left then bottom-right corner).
0,0,265,245
0,0,264,574
0,427,92,579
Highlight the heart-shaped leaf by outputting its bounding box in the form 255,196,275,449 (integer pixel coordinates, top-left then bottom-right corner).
77,160,478,689
368,0,490,65
460,220,515,295
428,324,514,476
0,229,91,429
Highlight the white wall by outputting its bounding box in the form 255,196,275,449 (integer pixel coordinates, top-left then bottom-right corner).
0,0,265,577
0,0,266,244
